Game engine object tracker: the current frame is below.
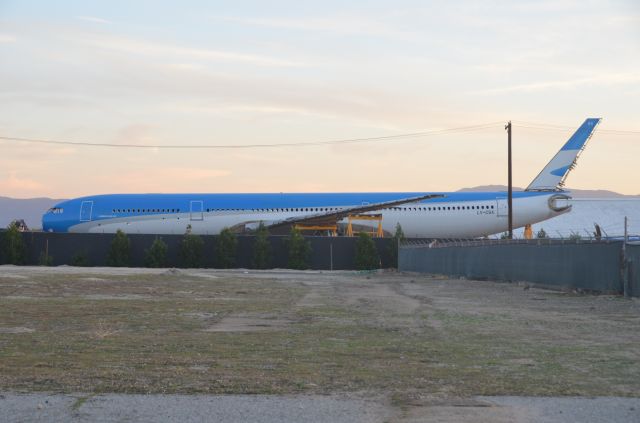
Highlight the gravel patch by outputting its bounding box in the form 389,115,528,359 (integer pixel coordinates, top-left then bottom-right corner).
0,393,390,423
481,396,640,423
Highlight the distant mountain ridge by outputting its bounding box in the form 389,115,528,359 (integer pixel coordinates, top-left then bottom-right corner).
0,196,65,229
1,188,638,229
457,186,640,198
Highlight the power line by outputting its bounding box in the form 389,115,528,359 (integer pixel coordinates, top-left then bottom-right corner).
1,120,636,150
0,122,502,149
513,120,640,135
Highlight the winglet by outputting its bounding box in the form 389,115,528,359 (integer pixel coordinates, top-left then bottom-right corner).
526,118,601,191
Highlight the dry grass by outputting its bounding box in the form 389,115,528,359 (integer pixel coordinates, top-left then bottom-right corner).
0,267,638,400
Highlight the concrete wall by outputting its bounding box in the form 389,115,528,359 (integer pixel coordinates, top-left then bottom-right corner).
400,241,639,297
1,232,395,270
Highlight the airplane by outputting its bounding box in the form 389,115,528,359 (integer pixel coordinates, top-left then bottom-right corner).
42,118,601,238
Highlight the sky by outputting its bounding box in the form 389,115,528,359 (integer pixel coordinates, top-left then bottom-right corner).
0,0,639,198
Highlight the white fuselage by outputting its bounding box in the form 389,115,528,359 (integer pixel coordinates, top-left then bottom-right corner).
49,192,569,238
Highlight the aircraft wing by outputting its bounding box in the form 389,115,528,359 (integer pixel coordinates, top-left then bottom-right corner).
265,194,444,232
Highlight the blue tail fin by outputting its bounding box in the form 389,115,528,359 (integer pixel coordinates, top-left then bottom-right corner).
526,118,601,191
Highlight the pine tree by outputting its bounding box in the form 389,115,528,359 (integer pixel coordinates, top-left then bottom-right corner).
252,222,271,269
286,227,311,270
1,222,26,265
180,232,204,268
107,230,131,267
216,227,238,268
355,232,379,270
388,222,406,268
144,237,168,268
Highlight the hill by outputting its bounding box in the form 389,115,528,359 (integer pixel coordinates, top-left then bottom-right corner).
0,196,65,229
457,186,639,198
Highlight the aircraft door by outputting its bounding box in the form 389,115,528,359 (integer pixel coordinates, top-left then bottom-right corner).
496,198,508,217
80,201,93,222
190,200,204,221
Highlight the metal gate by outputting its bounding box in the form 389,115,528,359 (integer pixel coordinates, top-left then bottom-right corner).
190,200,204,221
80,201,93,222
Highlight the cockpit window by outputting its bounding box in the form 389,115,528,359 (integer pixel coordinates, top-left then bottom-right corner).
47,207,64,214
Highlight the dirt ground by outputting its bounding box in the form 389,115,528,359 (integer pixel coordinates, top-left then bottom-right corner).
0,266,639,421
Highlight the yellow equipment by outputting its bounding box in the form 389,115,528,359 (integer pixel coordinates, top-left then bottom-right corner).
524,224,533,239
294,224,338,236
345,214,384,238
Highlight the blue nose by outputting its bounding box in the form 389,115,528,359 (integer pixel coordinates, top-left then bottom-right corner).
42,213,53,232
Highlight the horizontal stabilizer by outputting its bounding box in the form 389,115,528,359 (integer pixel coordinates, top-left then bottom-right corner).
526,118,601,191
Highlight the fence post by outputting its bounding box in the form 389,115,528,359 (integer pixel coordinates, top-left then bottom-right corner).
628,260,634,298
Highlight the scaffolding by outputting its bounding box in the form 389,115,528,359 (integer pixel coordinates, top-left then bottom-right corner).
294,224,338,236
524,224,533,239
345,214,384,238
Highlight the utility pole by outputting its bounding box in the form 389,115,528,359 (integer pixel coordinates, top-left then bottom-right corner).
623,216,629,297
505,121,513,239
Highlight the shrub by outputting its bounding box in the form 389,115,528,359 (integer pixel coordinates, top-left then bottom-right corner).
286,227,311,270
180,232,204,268
387,222,406,268
71,251,90,267
216,228,238,268
107,230,131,267
144,237,168,268
568,232,582,241
1,223,26,265
537,228,548,239
355,232,379,270
252,222,271,269
38,251,54,266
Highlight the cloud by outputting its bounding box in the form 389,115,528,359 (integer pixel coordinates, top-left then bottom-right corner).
76,16,112,24
100,167,232,193
112,124,158,146
71,33,306,67
167,103,336,120
0,34,17,43
470,73,640,95
0,171,45,194
218,15,419,41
